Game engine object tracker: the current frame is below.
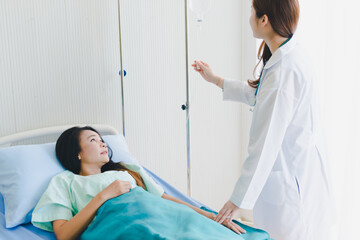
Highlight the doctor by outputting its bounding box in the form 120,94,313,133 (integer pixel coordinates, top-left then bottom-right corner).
193,0,335,239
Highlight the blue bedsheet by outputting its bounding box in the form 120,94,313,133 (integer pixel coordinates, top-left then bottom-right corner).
81,187,270,240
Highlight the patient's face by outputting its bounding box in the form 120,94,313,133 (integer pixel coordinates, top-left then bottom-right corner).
78,130,109,168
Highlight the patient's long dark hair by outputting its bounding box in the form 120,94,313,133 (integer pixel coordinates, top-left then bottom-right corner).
55,126,145,189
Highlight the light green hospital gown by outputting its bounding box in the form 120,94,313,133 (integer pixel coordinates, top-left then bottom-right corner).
31,163,164,232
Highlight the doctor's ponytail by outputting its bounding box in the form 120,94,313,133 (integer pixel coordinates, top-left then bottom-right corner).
248,0,300,89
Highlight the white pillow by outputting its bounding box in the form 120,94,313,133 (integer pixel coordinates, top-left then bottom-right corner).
0,134,138,228
104,134,139,165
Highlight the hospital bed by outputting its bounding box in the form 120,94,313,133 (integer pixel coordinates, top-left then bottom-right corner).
0,124,269,239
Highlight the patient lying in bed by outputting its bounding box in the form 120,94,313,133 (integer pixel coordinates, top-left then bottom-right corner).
31,126,268,240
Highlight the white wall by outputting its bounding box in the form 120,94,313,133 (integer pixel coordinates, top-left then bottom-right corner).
0,0,123,141
296,0,360,239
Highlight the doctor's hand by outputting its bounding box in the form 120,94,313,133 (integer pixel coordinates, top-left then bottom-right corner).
215,200,241,225
191,60,223,87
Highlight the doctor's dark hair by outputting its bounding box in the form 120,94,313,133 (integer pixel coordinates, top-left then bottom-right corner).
248,0,300,89
55,126,145,189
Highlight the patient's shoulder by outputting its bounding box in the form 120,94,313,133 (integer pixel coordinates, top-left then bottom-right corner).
49,170,75,186
53,170,73,178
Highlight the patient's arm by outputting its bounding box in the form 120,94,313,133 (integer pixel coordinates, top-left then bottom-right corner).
162,193,215,219
161,193,245,234
52,180,131,240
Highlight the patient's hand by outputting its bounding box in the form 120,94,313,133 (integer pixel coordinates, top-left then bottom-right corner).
221,220,247,234
98,180,131,202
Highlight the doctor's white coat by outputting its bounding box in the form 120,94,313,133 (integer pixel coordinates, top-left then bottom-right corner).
223,37,335,240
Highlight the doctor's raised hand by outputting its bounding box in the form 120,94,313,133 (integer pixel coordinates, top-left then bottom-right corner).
192,60,224,89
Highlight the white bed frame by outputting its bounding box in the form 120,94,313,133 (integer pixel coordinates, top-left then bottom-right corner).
0,124,119,147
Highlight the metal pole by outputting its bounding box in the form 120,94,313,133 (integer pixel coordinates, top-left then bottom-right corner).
184,0,191,197
117,0,126,137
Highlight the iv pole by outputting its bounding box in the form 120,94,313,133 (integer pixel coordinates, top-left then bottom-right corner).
184,0,191,197
117,0,126,137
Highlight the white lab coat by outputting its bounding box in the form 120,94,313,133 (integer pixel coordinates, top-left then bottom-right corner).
223,36,335,240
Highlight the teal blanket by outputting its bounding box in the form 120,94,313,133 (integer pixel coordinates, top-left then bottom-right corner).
81,187,270,240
